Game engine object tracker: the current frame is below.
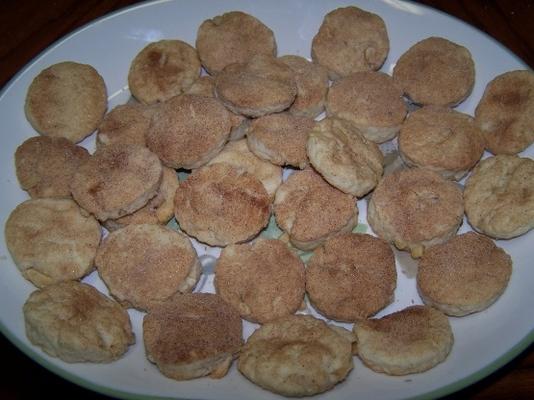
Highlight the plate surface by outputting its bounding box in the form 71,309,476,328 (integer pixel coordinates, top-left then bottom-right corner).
0,1,532,399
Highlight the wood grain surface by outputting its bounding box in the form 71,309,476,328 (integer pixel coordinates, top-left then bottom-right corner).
0,1,533,399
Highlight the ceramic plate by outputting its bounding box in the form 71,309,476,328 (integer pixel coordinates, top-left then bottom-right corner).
0,0,532,399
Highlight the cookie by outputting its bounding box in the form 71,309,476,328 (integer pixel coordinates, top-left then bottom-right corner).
15,136,89,198
128,40,200,104
23,281,134,363
5,198,101,287
25,61,107,143
393,37,475,106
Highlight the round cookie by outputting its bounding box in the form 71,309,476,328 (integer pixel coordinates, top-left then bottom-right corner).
311,6,389,80
417,232,512,316
326,71,407,143
247,112,315,169
238,315,354,397
393,37,475,107
273,168,358,251
475,70,534,155
25,61,107,143
214,54,297,118
174,163,271,247
196,11,277,75
279,55,329,118
214,238,305,323
368,168,464,258
15,136,89,199
145,94,233,169
5,198,101,287
354,305,453,375
398,106,485,180
143,293,242,380
307,117,384,197
95,224,200,311
128,40,200,104
463,155,534,239
206,139,282,199
23,281,134,363
96,103,156,148
103,166,179,231
306,233,396,322
70,143,162,221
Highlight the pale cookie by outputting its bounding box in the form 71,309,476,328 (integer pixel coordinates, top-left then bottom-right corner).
307,117,384,197
15,136,89,199
174,163,270,247
398,106,485,180
71,144,162,221
311,6,389,80
354,305,453,375
96,103,157,148
143,293,242,380
475,70,534,155
274,168,358,251
5,199,101,287
128,40,200,104
214,54,297,117
417,232,512,316
306,233,396,322
23,281,134,363
368,168,464,258
247,112,315,169
393,37,475,106
25,61,107,143
238,315,354,397
103,167,178,231
95,224,200,311
196,11,277,75
214,238,305,323
279,55,329,118
206,139,282,199
326,71,407,143
145,94,233,169
464,155,534,238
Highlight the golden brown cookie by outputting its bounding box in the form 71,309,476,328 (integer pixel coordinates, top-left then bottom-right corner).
23,281,134,363
145,94,233,169
128,40,200,104
214,54,297,117
307,117,384,197
354,305,453,375
393,37,475,106
5,198,101,287
196,11,277,75
214,238,305,323
238,315,354,397
398,106,485,180
174,163,271,247
311,6,389,80
326,71,407,143
247,112,314,169
417,232,512,316
143,293,242,380
279,55,329,118
368,168,464,258
475,70,534,155
306,233,396,322
95,224,200,311
463,155,534,238
15,136,89,199
70,144,162,221
25,61,107,143
274,168,358,250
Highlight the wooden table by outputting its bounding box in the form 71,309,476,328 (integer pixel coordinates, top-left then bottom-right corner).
0,0,532,399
